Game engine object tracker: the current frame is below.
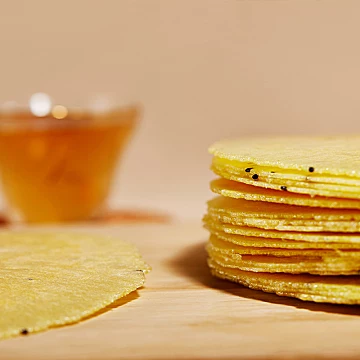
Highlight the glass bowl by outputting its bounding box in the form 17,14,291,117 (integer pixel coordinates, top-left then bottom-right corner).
0,104,139,223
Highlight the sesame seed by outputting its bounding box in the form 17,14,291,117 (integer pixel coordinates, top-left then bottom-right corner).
308,167,315,173
245,168,253,172
280,186,287,191
20,329,28,335
252,174,259,180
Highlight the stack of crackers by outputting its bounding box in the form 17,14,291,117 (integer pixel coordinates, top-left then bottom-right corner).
204,136,360,304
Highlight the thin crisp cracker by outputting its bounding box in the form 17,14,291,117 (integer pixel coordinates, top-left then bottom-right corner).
208,197,360,232
208,236,360,275
212,163,360,199
208,259,360,304
209,136,360,177
204,216,360,243
207,227,360,250
0,231,150,340
209,235,360,257
211,178,360,209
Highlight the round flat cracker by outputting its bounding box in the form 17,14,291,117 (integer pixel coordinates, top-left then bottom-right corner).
208,196,360,220
207,197,360,232
211,178,360,209
207,227,360,250
204,216,360,243
208,237,360,275
0,231,150,340
210,136,360,198
216,216,360,232
208,249,360,275
213,158,360,186
209,136,360,177
213,157,360,188
208,259,360,304
209,235,360,257
213,164,360,199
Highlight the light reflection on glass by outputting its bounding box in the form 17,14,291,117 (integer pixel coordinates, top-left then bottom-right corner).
29,93,52,117
52,105,68,119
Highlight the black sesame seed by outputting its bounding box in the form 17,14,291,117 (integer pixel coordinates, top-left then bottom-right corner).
280,186,287,191
20,329,28,335
28,278,33,281
252,174,259,180
270,171,275,174
245,167,253,172
308,167,315,173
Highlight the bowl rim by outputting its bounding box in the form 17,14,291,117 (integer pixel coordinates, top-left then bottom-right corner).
0,104,140,131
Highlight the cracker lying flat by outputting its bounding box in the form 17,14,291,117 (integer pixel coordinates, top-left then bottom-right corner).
212,163,360,199
208,228,360,250
0,231,150,340
211,178,360,209
208,197,360,232
204,216,360,243
208,196,360,220
208,236,360,275
208,259,360,304
209,235,360,257
209,136,360,177
210,136,360,198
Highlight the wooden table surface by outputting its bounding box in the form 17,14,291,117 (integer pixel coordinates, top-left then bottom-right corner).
1,222,360,360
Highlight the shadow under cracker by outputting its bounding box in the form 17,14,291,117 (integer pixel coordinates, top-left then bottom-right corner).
169,241,360,316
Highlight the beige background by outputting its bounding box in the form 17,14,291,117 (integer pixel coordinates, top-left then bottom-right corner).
1,0,360,220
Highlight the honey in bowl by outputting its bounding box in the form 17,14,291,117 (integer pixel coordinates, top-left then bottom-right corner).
0,106,138,223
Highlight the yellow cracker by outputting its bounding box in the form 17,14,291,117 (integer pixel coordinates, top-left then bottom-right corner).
211,178,360,209
213,158,360,186
208,248,360,275
209,235,360,257
204,216,360,243
215,163,360,194
209,136,360,177
207,198,360,232
213,157,360,190
213,165,360,199
208,259,360,304
208,196,360,220
207,227,360,250
214,216,360,233
0,232,150,340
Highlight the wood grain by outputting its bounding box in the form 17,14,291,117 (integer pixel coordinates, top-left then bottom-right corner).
1,222,360,359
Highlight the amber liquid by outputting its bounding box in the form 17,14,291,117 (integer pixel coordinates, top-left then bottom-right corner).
0,108,137,223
